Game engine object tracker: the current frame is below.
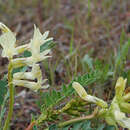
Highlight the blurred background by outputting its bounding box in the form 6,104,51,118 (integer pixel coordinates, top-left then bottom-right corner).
0,0,130,129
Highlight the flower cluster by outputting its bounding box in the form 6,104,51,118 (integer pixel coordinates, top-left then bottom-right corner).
105,77,130,129
73,77,130,129
0,22,53,91
72,82,108,108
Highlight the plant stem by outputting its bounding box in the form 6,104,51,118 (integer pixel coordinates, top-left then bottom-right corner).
25,121,36,130
58,107,98,128
3,62,14,130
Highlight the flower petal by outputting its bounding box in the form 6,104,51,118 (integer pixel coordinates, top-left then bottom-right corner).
0,22,11,33
0,31,16,58
72,82,87,99
13,79,42,92
72,82,108,108
114,109,130,129
115,77,127,100
16,44,30,54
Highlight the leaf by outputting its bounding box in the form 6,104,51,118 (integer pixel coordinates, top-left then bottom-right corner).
82,121,92,130
33,125,38,130
62,85,68,96
40,70,103,109
104,125,115,130
72,122,83,130
46,93,53,106
75,70,100,86
23,50,32,57
23,40,54,58
51,90,58,101
49,124,58,130
62,125,70,130
121,39,130,61
12,66,28,75
97,124,105,130
40,40,54,52
115,39,130,76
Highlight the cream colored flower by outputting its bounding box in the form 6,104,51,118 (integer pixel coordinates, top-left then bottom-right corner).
0,22,11,33
0,23,52,91
0,23,30,58
72,82,108,108
13,64,49,92
13,64,41,80
11,26,53,67
106,99,130,129
16,44,30,54
11,49,51,68
0,31,17,58
72,82,87,98
30,25,53,63
115,77,127,100
114,109,130,129
105,77,130,129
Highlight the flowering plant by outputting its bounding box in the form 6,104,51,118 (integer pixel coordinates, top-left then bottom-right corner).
0,22,53,130
0,23,129,130
72,77,130,129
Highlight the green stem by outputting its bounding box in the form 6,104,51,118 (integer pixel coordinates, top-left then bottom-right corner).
58,107,98,128
3,62,14,130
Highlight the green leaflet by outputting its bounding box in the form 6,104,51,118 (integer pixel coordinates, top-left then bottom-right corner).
115,38,130,77
38,69,104,109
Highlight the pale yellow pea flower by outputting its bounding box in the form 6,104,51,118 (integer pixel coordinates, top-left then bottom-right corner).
11,25,53,67
30,25,53,63
72,82,108,108
105,77,130,129
0,22,11,33
13,64,49,92
115,77,127,100
0,22,30,58
0,31,17,58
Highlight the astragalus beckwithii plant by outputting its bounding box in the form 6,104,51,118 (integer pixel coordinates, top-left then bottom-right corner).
0,22,53,130
0,22,130,130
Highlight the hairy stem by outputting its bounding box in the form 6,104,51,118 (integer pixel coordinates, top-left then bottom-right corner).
3,62,14,130
58,107,98,128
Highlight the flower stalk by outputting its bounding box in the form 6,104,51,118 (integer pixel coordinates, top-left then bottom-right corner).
58,107,98,128
3,61,14,130
0,22,53,129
